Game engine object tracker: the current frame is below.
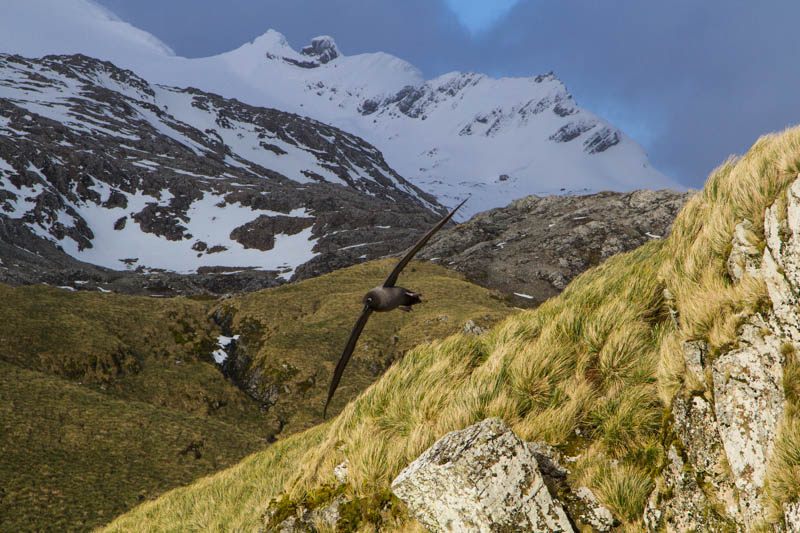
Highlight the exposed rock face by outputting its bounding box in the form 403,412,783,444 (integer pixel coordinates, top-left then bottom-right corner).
647,177,800,531
419,189,690,306
643,445,735,532
712,314,785,523
392,418,575,533
300,35,340,64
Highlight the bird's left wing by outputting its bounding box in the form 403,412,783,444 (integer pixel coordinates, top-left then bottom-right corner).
382,197,468,288
323,305,374,418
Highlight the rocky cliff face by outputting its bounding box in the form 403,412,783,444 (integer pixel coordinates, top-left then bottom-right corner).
0,53,446,294
419,189,690,307
644,179,800,531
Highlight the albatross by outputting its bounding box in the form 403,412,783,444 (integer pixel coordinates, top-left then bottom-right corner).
323,197,468,418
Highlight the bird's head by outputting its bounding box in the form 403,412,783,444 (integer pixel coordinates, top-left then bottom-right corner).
363,288,380,309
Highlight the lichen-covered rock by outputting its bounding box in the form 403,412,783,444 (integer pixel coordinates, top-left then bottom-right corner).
643,446,737,532
671,393,738,518
273,495,345,533
333,460,349,485
727,219,762,282
463,319,488,336
785,501,800,531
681,340,707,385
573,487,616,532
391,418,575,532
712,316,786,524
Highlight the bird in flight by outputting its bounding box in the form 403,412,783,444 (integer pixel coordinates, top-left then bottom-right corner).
323,197,468,418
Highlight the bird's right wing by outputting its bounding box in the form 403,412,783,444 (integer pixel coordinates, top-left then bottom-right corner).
323,306,374,418
382,196,468,288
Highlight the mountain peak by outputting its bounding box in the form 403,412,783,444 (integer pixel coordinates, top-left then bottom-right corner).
246,29,291,53
301,35,340,64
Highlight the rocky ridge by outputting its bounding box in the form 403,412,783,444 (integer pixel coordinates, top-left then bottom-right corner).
419,189,691,307
642,179,800,531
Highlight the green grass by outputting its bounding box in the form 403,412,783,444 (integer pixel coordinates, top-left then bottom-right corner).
1,262,514,531
0,360,266,533
0,284,282,439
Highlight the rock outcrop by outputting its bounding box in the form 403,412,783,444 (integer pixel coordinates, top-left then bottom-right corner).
419,189,690,306
391,418,575,533
646,178,800,531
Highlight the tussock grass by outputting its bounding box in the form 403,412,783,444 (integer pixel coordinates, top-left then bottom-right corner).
105,241,671,530
765,418,800,521
104,126,800,531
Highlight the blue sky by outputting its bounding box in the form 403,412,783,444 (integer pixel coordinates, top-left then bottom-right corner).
92,0,800,189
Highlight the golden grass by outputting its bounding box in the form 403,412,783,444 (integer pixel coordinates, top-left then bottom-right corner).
103,125,800,531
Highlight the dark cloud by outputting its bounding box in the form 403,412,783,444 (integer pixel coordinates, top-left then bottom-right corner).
94,0,800,189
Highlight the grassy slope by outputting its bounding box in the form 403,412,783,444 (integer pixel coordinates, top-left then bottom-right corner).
0,285,278,439
1,262,514,531
0,360,265,533
216,259,515,435
101,125,800,532
0,286,275,532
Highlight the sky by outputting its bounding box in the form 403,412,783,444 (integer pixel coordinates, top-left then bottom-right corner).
38,1,800,188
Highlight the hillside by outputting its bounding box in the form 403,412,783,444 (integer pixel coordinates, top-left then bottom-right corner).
0,52,444,294
101,126,800,531
0,262,515,532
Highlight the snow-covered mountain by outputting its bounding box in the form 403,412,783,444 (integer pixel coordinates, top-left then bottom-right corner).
1,0,683,220
0,53,443,283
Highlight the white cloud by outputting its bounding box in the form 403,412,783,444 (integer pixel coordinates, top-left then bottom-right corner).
0,0,175,59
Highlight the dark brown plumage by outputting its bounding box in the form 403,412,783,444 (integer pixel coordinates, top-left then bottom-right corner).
323,197,468,418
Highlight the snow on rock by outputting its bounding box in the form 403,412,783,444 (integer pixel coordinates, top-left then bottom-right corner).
0,1,683,221
213,334,239,365
391,418,575,533
0,53,445,280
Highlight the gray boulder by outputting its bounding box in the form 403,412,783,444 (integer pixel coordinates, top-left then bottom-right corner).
391,418,575,533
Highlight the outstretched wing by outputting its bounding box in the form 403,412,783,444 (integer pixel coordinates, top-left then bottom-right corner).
382,197,469,288
324,306,374,418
